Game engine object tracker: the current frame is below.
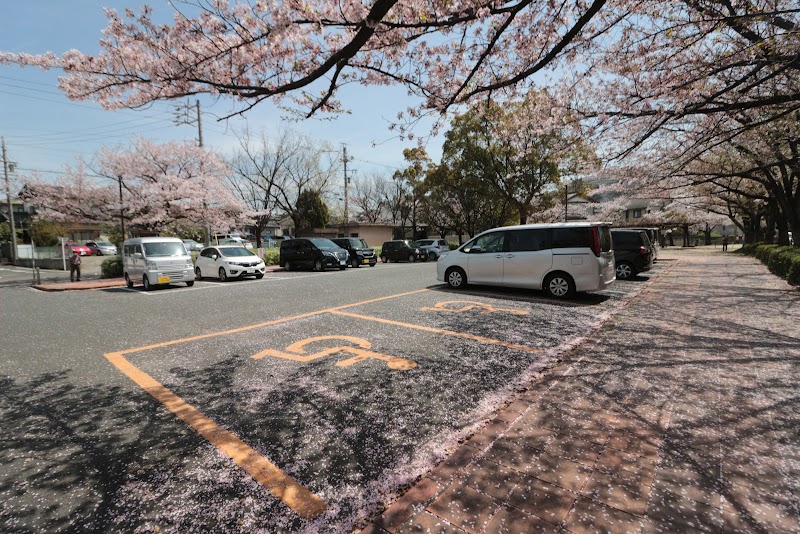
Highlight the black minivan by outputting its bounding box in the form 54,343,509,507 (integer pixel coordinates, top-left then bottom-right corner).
610,229,654,280
331,238,378,268
380,240,427,263
279,238,349,271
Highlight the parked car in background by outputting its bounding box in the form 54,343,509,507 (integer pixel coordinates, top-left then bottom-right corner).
436,222,615,299
182,239,204,252
280,238,349,271
218,237,254,250
195,245,266,281
610,229,654,280
380,240,427,263
122,237,195,290
331,238,378,268
85,241,118,256
626,227,660,260
65,242,92,256
414,239,449,261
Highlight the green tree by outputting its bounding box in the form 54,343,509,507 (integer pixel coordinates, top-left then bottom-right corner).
444,99,596,225
294,189,329,233
31,219,67,247
0,221,11,242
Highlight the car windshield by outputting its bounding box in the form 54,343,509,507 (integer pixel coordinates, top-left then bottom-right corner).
95,241,113,246
350,238,369,248
143,242,187,257
220,247,255,257
403,240,416,248
308,238,341,251
416,240,434,246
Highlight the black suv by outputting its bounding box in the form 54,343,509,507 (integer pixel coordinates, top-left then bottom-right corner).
279,238,349,271
331,238,378,268
380,240,427,263
610,229,654,280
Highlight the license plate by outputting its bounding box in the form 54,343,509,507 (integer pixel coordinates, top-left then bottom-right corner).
363,258,370,264
340,260,346,266
246,269,253,273
157,276,170,284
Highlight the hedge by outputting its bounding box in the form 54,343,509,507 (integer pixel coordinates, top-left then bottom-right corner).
743,244,800,286
101,256,123,278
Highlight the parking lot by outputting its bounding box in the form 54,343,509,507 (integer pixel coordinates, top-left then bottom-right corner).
0,260,661,532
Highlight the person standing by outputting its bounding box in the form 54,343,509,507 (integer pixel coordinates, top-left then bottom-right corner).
722,236,729,252
69,250,82,282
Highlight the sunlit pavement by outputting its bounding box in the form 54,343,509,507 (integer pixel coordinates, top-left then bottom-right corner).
363,248,800,533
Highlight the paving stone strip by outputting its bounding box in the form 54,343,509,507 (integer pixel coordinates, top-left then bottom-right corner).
361,249,800,533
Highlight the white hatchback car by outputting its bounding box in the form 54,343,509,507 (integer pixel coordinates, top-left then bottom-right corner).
195,245,266,281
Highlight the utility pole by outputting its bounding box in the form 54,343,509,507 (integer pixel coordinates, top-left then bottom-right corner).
174,99,209,244
343,145,351,237
2,138,18,264
564,183,568,222
118,176,126,241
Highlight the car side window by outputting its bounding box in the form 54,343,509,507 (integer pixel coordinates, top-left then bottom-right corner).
551,228,591,249
509,229,548,252
465,232,505,253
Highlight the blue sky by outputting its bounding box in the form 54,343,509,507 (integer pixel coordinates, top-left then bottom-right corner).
0,1,443,197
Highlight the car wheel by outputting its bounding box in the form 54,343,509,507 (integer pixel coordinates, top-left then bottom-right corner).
314,259,324,272
255,273,264,279
615,262,634,280
219,267,228,282
543,272,576,299
195,266,202,279
408,254,415,263
142,275,151,291
428,252,438,261
124,273,134,288
186,281,194,287
445,267,466,289
351,257,360,268
380,255,388,263
284,261,292,272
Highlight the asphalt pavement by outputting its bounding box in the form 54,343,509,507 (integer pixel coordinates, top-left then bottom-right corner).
1,248,797,533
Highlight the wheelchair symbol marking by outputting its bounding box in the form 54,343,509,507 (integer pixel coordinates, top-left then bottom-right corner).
251,335,417,370
421,300,528,316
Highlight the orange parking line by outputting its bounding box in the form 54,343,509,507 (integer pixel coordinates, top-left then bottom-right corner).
118,289,429,355
104,352,327,518
331,310,543,353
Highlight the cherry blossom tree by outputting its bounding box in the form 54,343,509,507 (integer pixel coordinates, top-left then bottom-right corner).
21,138,248,235
1,1,795,131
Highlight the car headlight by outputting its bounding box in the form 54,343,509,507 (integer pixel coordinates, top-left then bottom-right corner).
185,259,193,267
322,251,334,257
146,261,157,269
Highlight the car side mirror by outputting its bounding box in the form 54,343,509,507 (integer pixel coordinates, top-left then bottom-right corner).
133,252,142,259
212,254,218,260
470,245,482,253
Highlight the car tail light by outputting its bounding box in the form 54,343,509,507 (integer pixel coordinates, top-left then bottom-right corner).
590,228,601,256
640,246,648,254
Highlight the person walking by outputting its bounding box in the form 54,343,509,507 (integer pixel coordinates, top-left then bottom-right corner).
722,236,729,252
69,250,82,282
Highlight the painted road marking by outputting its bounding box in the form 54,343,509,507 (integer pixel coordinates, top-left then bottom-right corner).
105,288,429,517
421,300,529,315
252,335,416,370
104,352,327,518
106,287,544,518
331,310,544,354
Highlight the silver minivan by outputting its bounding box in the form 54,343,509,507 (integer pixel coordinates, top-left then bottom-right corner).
122,237,195,290
436,222,615,298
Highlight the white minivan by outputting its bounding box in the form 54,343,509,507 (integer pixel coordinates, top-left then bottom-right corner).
122,237,195,290
436,222,615,299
